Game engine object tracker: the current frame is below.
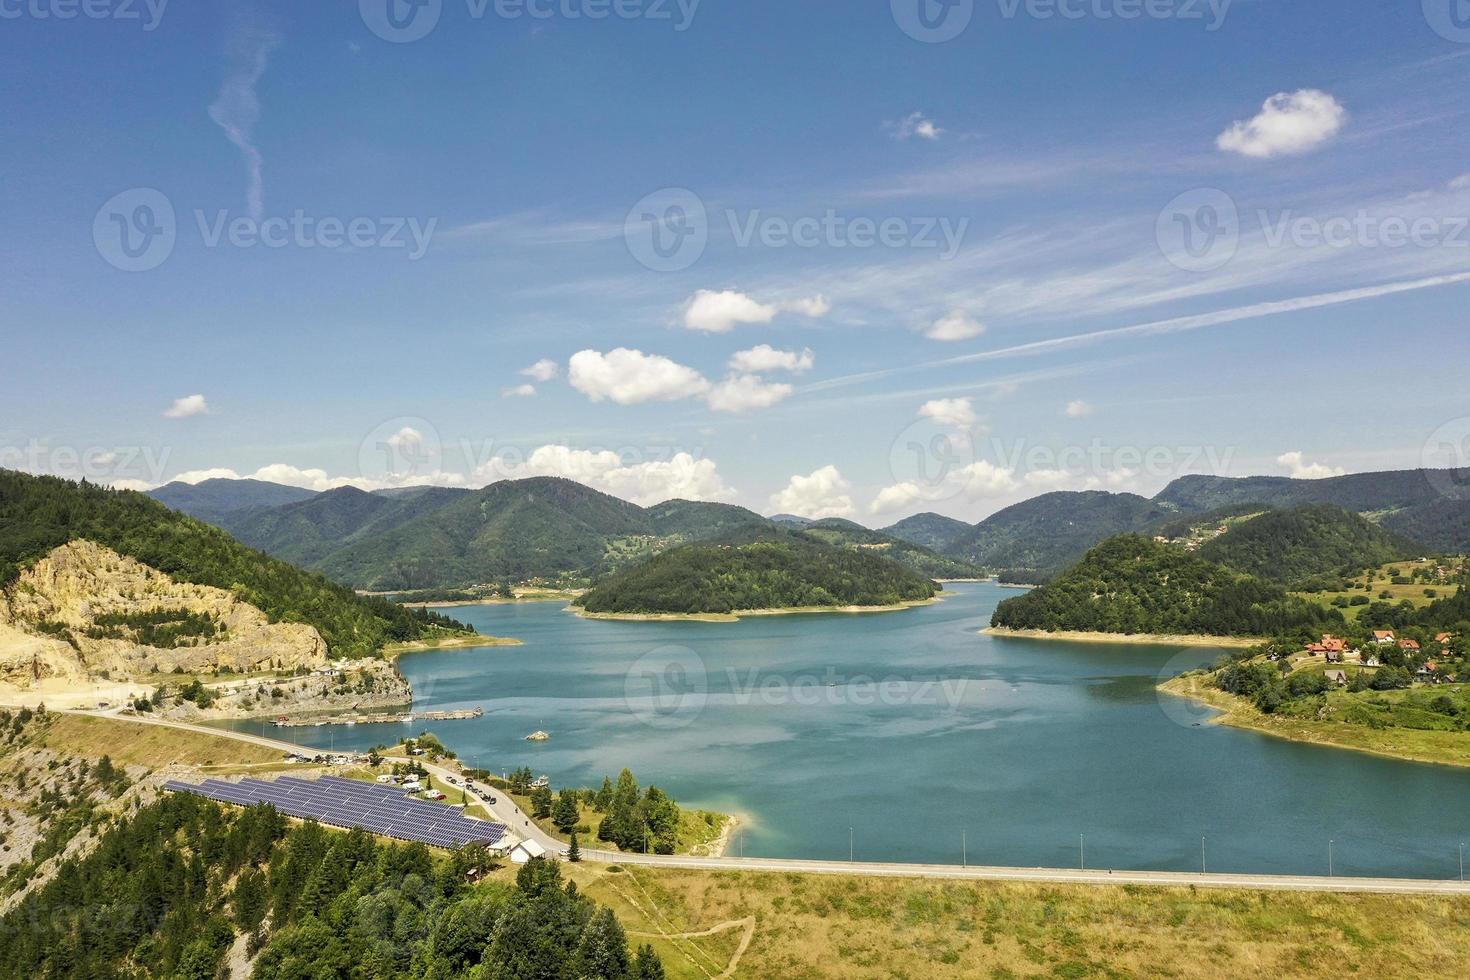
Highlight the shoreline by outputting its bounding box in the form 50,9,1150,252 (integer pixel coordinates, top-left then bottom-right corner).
405,592,584,609
383,633,522,656
1159,673,1470,769
572,597,939,623
983,626,1258,648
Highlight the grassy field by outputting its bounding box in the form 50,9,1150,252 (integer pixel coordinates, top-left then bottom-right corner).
474,862,1470,979
1294,561,1461,622
1160,674,1470,768
507,791,733,856
31,713,281,770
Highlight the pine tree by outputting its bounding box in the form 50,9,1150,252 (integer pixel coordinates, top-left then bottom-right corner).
572,906,630,980
568,831,581,863
553,788,580,833
633,943,667,979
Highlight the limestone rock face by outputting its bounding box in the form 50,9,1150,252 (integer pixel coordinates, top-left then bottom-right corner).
0,540,328,687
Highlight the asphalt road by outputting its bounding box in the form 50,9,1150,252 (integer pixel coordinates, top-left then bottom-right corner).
76,709,1470,897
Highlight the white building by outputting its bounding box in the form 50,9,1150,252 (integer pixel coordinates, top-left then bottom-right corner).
508,839,547,864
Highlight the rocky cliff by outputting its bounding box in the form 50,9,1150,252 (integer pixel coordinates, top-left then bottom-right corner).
0,540,328,688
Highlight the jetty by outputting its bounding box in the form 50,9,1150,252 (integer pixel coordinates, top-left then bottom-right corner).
273,707,484,728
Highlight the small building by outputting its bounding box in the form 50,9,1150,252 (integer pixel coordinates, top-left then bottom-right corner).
1400,639,1421,652
1436,632,1455,647
1373,630,1396,645
1324,669,1348,687
509,839,547,865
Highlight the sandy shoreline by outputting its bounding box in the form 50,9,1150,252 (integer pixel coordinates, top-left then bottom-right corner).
982,627,1258,648
405,592,583,609
384,633,522,655
573,597,939,623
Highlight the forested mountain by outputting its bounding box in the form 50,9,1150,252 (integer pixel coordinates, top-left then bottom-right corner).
576,529,939,615
148,477,318,523
0,790,662,980
645,499,769,537
1379,499,1470,555
944,492,1179,580
880,512,972,552
1197,504,1416,585
1155,469,1470,513
990,534,1341,637
0,471,467,657
802,518,985,578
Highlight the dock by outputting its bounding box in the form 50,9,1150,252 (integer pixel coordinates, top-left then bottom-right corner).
273,707,484,728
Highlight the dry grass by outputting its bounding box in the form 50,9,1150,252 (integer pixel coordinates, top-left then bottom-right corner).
546,863,1470,979
31,714,279,770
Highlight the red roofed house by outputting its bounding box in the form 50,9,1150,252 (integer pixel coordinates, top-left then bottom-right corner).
1373,630,1396,645
1400,638,1421,652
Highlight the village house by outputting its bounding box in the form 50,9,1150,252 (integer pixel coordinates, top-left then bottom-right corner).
1324,669,1349,688
1399,638,1421,653
1373,630,1396,645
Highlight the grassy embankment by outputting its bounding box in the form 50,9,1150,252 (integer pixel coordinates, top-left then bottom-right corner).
32,713,281,770
504,790,733,856
1161,672,1470,768
469,861,1470,979
1292,561,1462,624
382,630,522,655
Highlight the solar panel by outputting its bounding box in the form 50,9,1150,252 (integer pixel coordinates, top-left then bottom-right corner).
164,775,507,849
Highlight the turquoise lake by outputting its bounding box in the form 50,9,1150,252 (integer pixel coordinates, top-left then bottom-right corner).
234,583,1470,879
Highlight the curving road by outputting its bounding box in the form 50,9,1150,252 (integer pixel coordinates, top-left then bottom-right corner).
75,709,1470,897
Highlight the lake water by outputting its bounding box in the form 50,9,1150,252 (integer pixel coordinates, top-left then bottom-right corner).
224,583,1470,879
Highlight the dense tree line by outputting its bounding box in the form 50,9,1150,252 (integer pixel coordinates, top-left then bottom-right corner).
0,791,662,979
990,535,1342,637
0,471,470,658
589,770,681,855
577,533,938,615
1196,504,1414,586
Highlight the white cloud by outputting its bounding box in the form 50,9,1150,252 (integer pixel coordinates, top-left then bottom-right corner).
1064,400,1094,418
107,478,156,492
782,295,832,318
683,290,778,333
924,310,986,342
1022,468,1074,490
888,111,944,141
1216,89,1347,159
169,467,243,484
868,482,926,515
481,445,734,506
728,345,815,374
501,384,538,398
521,358,559,382
208,26,280,220
918,397,977,429
956,461,1020,498
706,375,795,413
163,394,210,419
1450,174,1470,191
568,348,711,405
682,289,831,332
1277,450,1345,480
767,465,855,520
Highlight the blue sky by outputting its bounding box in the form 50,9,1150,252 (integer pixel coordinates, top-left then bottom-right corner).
3,0,1469,522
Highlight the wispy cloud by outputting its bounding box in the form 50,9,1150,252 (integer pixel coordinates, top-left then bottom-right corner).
209,24,280,221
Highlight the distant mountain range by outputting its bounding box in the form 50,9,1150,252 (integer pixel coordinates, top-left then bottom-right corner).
146,465,1470,590
150,477,974,590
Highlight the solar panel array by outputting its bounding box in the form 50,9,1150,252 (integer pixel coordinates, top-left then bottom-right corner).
164,774,509,850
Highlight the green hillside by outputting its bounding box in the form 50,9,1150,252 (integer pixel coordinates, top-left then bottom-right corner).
880,512,972,552
802,518,985,579
576,531,939,615
1198,504,1415,585
645,499,770,538
947,492,1179,580
0,471,469,657
990,534,1341,637
146,477,318,523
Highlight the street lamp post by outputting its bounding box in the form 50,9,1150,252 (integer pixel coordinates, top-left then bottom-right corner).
1080,834,1085,872
1201,837,1206,875
1329,839,1334,877
962,829,967,869
849,827,854,863
1460,842,1464,883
